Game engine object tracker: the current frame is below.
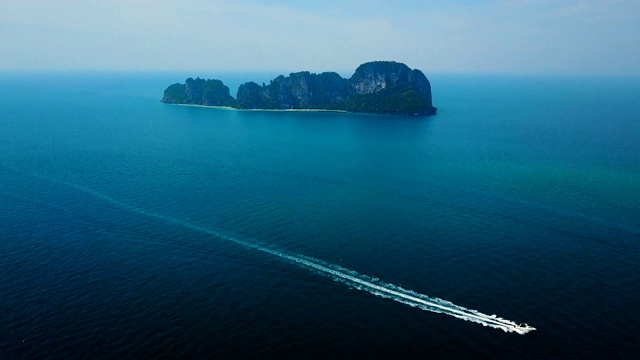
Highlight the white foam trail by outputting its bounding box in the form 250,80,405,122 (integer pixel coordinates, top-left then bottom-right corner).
20,170,535,334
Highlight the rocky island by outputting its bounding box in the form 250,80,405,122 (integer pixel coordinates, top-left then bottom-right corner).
162,61,437,116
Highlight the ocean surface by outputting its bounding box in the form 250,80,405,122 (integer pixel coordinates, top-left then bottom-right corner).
0,72,639,359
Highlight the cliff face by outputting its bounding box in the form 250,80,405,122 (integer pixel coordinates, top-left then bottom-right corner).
350,61,416,94
162,78,236,107
353,62,433,102
163,61,436,116
236,72,352,110
345,61,435,116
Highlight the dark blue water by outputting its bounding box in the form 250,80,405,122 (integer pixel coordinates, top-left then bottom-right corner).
1,72,639,359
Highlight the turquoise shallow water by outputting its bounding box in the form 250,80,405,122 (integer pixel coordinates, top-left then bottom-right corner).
0,73,639,358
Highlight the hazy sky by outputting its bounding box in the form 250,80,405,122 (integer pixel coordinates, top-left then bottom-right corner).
2,0,639,75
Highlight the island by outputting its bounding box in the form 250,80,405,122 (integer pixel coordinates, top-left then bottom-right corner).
161,61,437,116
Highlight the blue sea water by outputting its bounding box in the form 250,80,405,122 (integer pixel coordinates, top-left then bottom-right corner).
0,72,639,359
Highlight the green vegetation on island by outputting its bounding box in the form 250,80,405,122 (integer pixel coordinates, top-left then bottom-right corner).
162,61,437,116
345,84,433,115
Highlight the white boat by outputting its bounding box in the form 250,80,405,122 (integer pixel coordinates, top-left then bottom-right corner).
513,323,536,335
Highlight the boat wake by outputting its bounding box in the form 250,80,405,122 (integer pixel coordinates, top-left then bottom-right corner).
8,166,535,335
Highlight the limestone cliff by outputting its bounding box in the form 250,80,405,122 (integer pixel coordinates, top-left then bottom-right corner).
162,78,236,107
345,61,435,115
236,71,351,110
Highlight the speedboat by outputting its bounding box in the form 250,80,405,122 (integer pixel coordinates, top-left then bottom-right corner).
513,323,536,334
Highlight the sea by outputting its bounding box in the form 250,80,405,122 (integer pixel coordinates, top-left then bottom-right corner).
0,72,638,359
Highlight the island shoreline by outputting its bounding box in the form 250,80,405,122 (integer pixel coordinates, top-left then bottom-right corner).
170,103,350,114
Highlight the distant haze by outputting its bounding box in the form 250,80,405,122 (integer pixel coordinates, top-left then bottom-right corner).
2,0,639,75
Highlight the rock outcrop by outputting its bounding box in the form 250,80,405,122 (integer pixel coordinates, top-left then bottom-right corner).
236,71,351,110
345,61,435,115
162,61,437,116
162,78,236,107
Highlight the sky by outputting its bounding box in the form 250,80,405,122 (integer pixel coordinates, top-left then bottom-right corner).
1,0,639,75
